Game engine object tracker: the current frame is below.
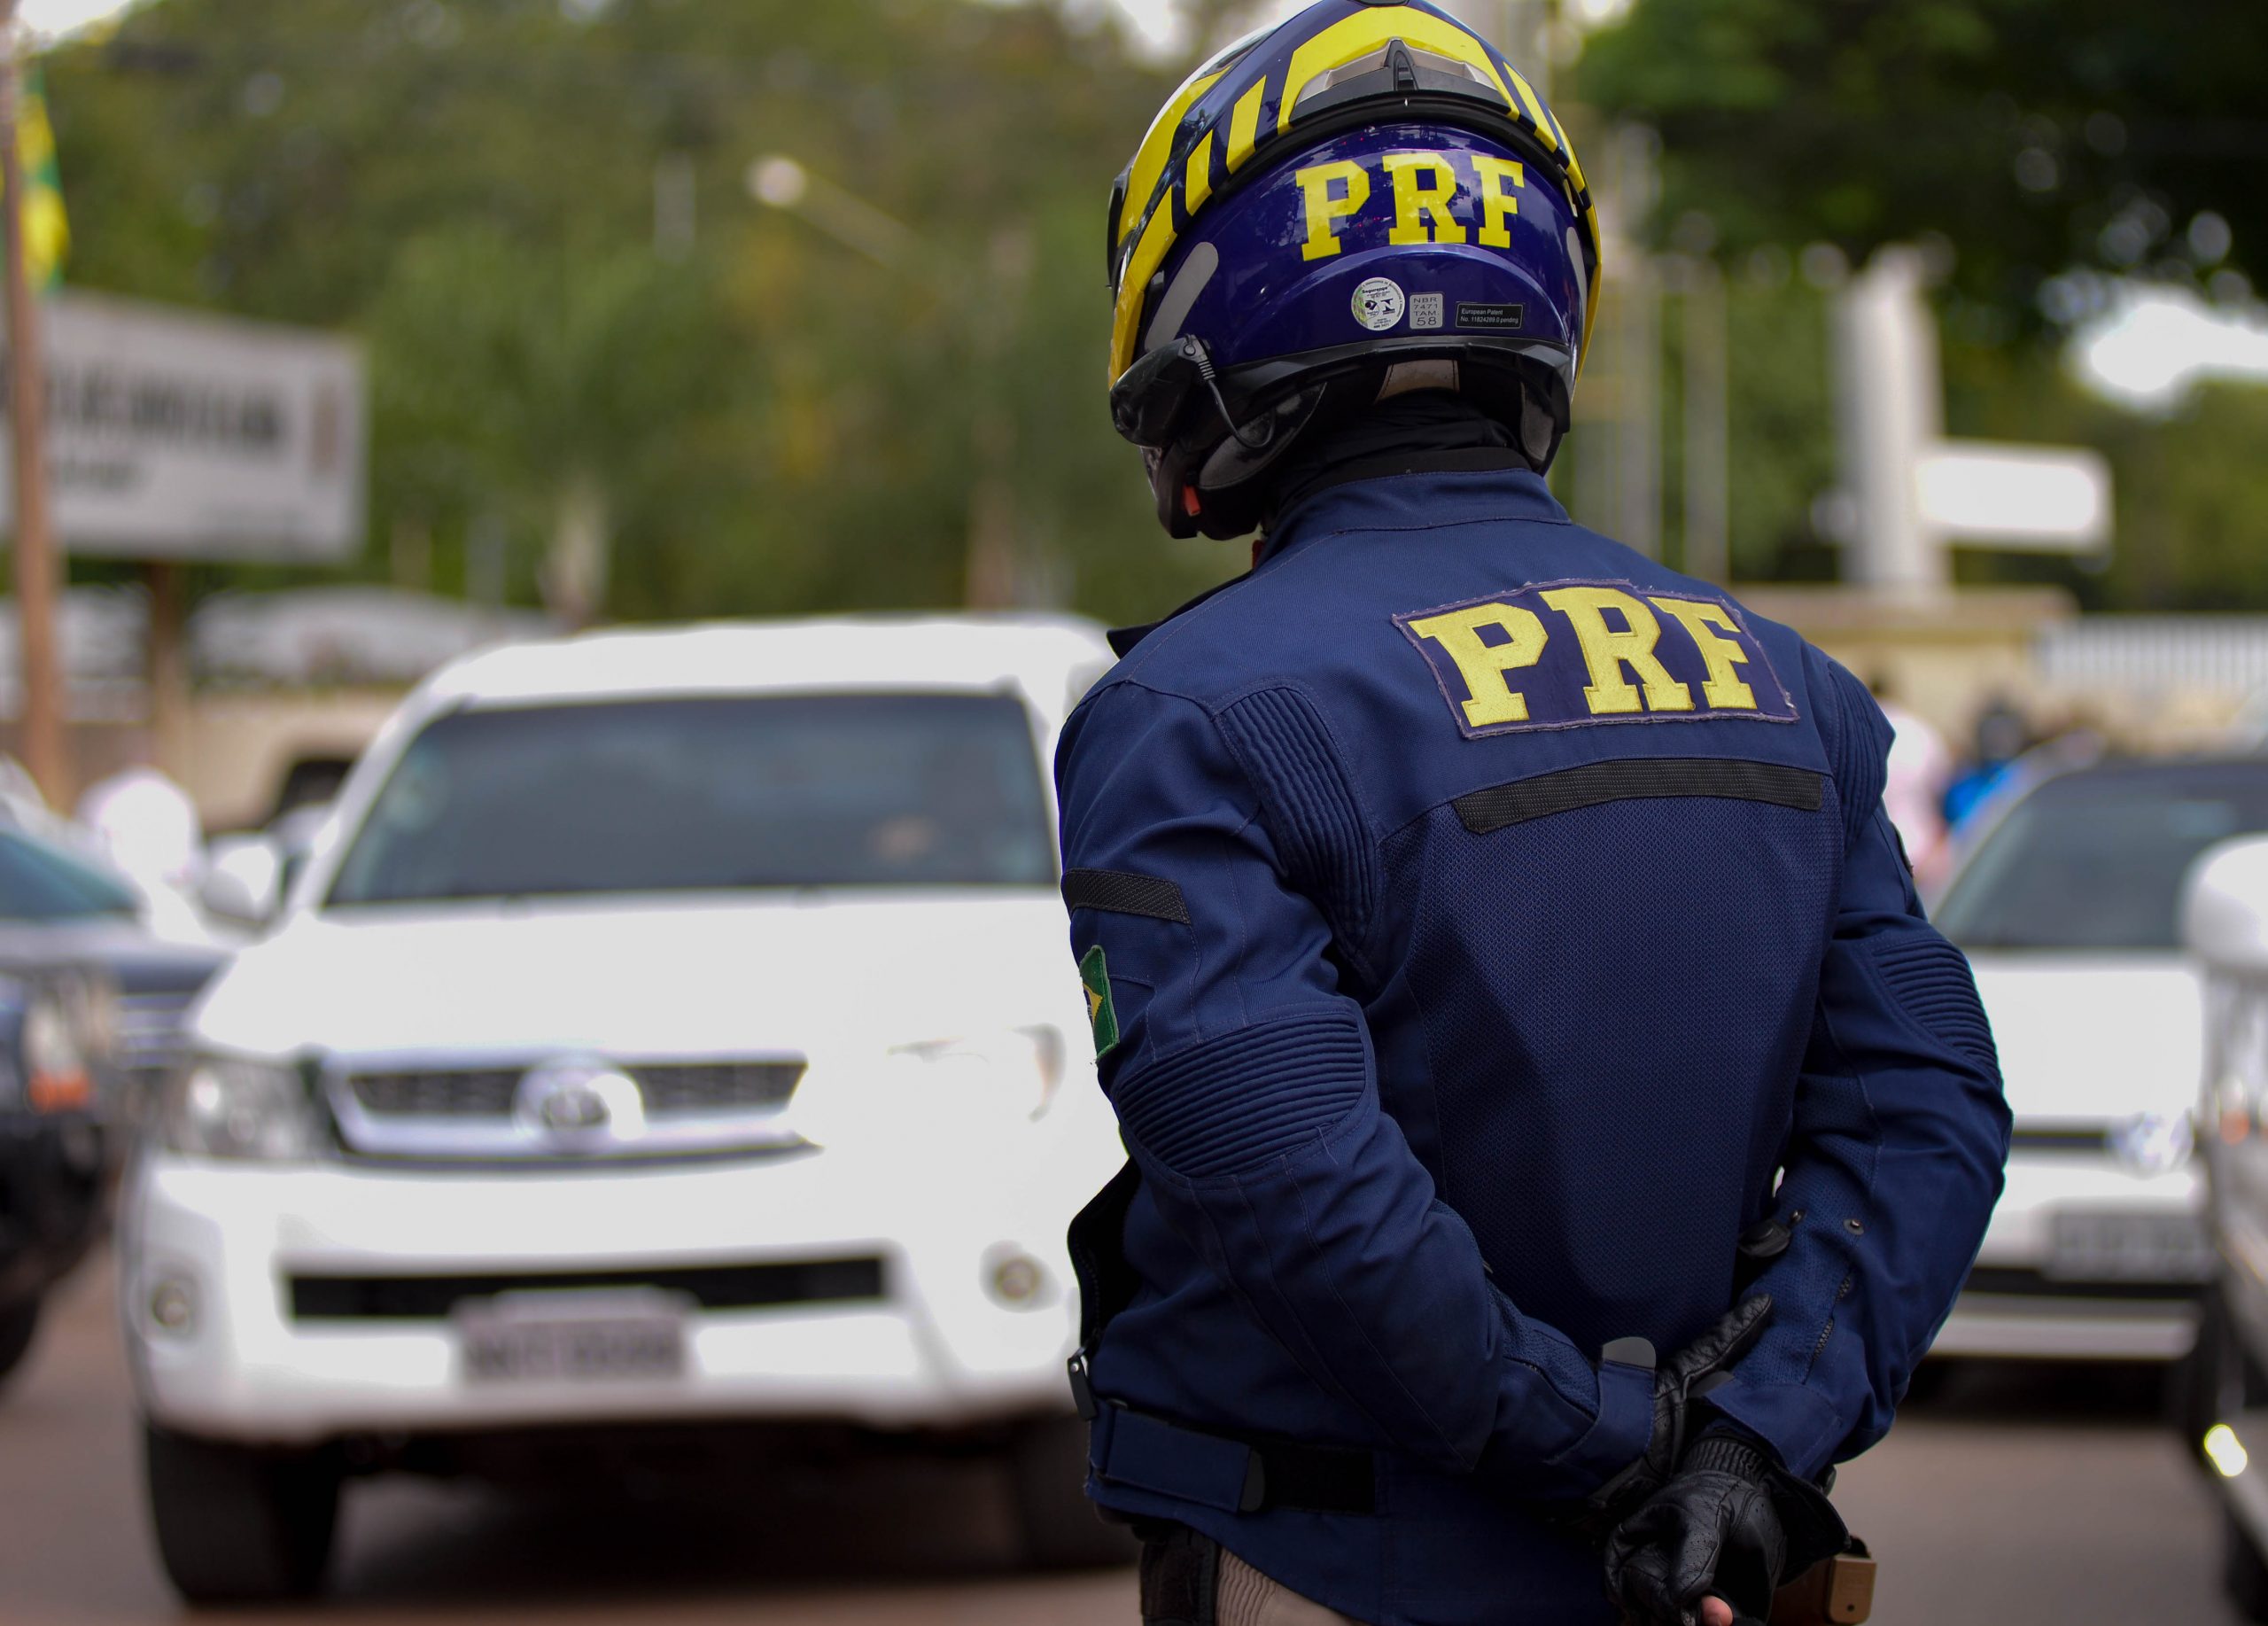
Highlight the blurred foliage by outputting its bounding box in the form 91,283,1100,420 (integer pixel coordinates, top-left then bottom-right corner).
1578,0,2268,318
39,0,2268,621
43,0,1229,624
1575,0,2268,610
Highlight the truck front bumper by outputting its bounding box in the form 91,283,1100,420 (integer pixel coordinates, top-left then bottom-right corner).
1932,1154,2206,1363
120,1145,1084,1445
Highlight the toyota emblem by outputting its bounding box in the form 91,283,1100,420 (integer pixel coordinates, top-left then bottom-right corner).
515,1059,647,1148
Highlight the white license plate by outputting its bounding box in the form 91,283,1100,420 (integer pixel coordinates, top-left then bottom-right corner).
2045,1210,2213,1284
455,1289,691,1384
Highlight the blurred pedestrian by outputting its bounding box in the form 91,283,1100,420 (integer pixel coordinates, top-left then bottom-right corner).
1943,694,2033,836
1870,673,1953,888
1055,7,2010,1625
76,762,203,895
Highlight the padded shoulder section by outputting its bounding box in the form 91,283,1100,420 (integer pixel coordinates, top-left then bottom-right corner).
1865,931,2000,1078
1113,1007,1369,1179
1818,657,1891,849
1216,687,1379,970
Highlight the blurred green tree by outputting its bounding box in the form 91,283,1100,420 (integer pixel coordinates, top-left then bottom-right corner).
41,0,1224,625
1579,0,2268,318
1573,0,2268,610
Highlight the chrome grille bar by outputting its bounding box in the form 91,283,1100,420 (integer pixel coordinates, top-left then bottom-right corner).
328,1055,810,1163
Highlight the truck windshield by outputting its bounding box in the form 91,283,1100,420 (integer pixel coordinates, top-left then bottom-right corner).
326,693,1056,906
1936,760,2268,952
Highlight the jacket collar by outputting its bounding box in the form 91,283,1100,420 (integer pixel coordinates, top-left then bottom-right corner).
1107,467,1572,656
1266,464,1568,561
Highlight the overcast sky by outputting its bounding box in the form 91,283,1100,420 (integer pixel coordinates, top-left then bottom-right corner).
21,0,132,38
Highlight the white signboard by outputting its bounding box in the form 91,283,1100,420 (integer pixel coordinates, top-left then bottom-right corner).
1917,440,2113,552
0,291,365,561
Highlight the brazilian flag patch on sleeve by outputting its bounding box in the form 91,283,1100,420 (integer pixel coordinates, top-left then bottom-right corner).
1078,945,1120,1059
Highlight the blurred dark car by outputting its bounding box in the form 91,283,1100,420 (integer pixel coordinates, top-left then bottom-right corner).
0,826,230,1121
0,970,117,1388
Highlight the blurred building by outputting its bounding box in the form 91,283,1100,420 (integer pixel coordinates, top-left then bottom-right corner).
0,586,555,827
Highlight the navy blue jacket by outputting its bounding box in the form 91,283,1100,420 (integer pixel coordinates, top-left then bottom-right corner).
1054,468,2009,1626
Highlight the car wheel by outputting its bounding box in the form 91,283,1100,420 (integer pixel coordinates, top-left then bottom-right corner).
2229,1505,2268,1622
1006,1414,1138,1570
0,1296,40,1389
2177,1290,2229,1460
2184,1288,2268,1466
143,1423,342,1604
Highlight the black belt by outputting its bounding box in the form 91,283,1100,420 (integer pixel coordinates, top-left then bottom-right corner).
1076,1355,1378,1517
1068,1165,1376,1518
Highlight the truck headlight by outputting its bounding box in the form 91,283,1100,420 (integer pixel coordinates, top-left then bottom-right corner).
24,992,94,1113
890,1026,1068,1120
163,1054,327,1162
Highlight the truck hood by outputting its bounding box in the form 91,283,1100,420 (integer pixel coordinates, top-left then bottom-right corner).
1967,953,2200,1123
192,891,1082,1062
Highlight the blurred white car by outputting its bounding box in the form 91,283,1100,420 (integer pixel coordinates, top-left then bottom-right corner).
120,617,1127,1601
1928,757,2268,1368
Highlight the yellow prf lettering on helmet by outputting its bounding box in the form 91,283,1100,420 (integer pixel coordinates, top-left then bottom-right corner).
1406,603,1550,727
1649,597,1759,710
1295,159,1372,261
1384,153,1466,247
1472,156,1524,249
1539,587,1696,715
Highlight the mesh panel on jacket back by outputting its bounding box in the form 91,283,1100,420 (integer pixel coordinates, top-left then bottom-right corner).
1387,787,1842,1358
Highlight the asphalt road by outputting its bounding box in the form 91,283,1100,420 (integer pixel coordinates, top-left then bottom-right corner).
0,1254,2244,1626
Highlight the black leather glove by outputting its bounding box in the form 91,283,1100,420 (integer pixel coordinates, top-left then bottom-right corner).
1573,1295,1774,1537
1603,1433,1849,1626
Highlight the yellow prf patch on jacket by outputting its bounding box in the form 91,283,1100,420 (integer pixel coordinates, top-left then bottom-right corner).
1396,580,1798,739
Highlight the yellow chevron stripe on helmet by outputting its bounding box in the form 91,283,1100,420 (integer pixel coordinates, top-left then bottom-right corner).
1117,68,1225,257
1110,206,1181,389
1276,6,1516,135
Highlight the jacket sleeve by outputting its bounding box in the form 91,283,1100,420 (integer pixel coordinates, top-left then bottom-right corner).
1705,658,2011,1480
1056,678,1654,1498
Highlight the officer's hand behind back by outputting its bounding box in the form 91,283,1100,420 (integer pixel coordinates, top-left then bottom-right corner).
1604,1433,1783,1625
1603,1429,1848,1626
1577,1295,1772,1537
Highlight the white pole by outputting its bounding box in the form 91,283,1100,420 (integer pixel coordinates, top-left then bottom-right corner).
1682,257,1729,583
1834,247,1947,592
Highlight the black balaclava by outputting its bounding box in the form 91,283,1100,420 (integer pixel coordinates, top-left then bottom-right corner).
1258,391,1530,545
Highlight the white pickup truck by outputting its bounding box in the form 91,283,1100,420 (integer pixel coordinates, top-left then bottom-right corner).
120,617,1130,1601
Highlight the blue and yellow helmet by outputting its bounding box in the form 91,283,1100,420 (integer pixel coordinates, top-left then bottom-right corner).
1105,0,1602,538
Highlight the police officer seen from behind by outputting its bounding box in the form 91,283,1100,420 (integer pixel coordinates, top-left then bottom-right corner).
1055,4,2011,1623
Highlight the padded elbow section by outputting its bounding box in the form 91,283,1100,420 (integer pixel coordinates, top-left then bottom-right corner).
1866,932,1999,1077
1112,1008,1369,1178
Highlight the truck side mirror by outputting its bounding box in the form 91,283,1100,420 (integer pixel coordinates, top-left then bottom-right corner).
2186,837,2268,974
200,835,284,928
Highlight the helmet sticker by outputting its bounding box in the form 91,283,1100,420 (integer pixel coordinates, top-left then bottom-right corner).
1410,292,1446,332
1457,302,1526,332
1353,276,1406,332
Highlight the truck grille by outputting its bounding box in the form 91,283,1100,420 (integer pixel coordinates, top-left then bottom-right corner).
346,1061,804,1121
117,990,198,1093
329,1057,810,1163
351,1068,520,1117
